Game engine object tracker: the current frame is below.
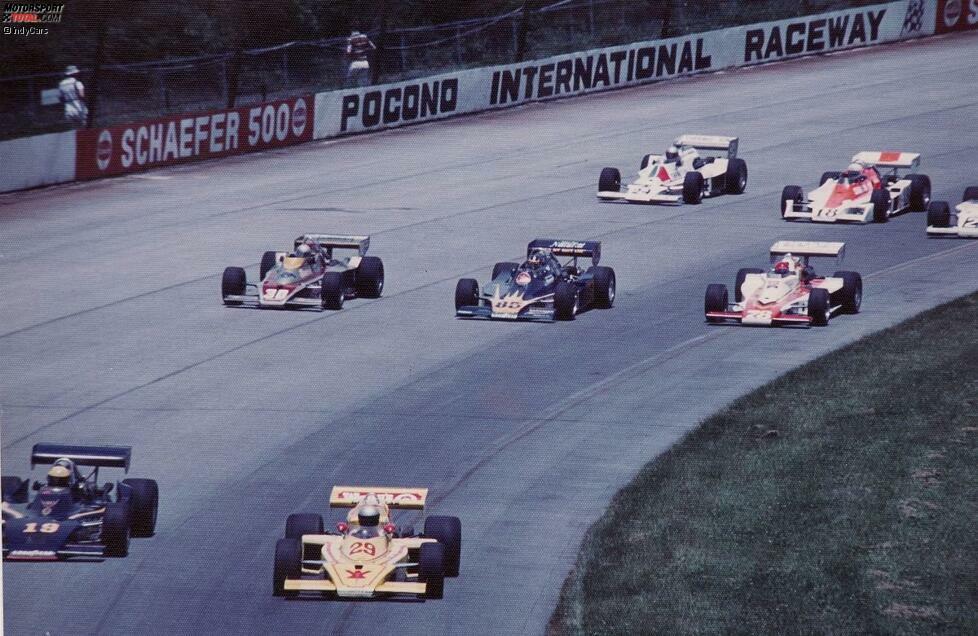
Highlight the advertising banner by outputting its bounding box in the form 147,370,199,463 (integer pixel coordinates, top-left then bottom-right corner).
934,0,978,32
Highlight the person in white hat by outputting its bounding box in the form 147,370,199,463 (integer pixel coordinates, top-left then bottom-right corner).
58,65,88,125
345,30,376,87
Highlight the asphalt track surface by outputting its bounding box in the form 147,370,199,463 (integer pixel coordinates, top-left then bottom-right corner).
2,32,978,636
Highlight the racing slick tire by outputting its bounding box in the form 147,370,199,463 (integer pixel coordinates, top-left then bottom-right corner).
592,266,616,309
780,186,803,218
640,154,652,170
491,262,518,281
222,267,246,305
871,188,891,223
554,281,579,321
321,272,345,310
102,502,130,557
273,538,302,597
121,478,159,538
1,476,25,503
705,284,728,322
285,513,324,539
906,174,931,212
599,167,621,192
455,278,479,311
734,268,764,303
356,256,385,298
419,542,446,599
832,271,863,314
808,288,830,326
260,251,278,281
927,201,951,228
819,171,840,186
725,158,748,194
683,171,704,204
963,186,978,202
424,516,462,577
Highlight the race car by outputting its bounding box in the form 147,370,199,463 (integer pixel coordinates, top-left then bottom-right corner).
273,486,461,600
781,151,931,223
704,241,862,327
454,239,616,321
597,134,747,204
2,444,158,560
222,234,384,310
926,186,978,238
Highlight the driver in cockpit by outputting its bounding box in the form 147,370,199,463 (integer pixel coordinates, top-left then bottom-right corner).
521,249,549,275
350,504,383,539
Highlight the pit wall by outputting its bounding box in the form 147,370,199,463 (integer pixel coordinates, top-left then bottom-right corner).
3,0,974,194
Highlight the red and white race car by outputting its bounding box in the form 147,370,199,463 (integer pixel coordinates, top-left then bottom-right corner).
781,152,931,223
705,241,862,327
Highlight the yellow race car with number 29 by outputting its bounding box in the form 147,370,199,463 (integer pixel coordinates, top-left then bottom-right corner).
273,486,461,599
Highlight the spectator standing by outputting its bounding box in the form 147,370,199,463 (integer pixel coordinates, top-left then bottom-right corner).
345,31,376,87
58,65,88,126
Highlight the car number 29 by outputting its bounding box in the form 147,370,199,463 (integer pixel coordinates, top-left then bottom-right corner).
23,522,60,533
349,542,377,556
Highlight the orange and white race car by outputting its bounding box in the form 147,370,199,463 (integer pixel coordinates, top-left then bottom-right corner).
705,241,862,327
781,152,931,223
273,486,461,600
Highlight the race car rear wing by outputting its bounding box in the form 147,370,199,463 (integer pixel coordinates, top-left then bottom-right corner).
295,234,370,256
30,444,131,472
769,241,845,265
851,151,920,171
329,486,428,509
674,134,738,159
527,239,601,264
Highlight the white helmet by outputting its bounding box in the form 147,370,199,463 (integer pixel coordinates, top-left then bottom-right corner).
846,162,863,173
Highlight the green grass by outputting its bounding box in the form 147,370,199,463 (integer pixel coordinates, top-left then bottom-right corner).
550,292,978,634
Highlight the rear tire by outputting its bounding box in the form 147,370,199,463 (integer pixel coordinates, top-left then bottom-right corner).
819,171,840,186
419,543,446,599
591,267,616,309
491,262,518,281
781,186,803,218
906,174,931,211
121,478,158,538
102,503,130,557
424,516,462,577
273,538,302,597
454,279,479,311
321,272,344,310
260,251,278,281
705,284,728,322
355,256,384,298
1,476,24,503
725,158,747,194
734,268,763,303
927,201,951,228
963,186,978,202
808,288,830,326
222,267,246,305
871,188,891,223
682,172,704,204
598,167,620,192
554,282,578,321
831,271,862,314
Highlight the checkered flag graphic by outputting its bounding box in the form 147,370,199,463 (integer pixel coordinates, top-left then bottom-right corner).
901,0,925,35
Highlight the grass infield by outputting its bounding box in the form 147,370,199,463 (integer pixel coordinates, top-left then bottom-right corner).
549,292,978,634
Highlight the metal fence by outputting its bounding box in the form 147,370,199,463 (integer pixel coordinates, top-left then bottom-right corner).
0,0,881,140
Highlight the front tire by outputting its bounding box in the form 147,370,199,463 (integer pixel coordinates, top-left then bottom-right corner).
725,158,748,194
554,282,578,321
871,188,891,223
963,186,978,202
599,167,621,193
102,503,130,557
424,516,461,577
419,542,446,599
906,174,931,211
1,476,24,503
927,201,951,228
355,256,384,298
455,279,479,311
285,513,324,539
260,251,278,280
222,267,246,305
591,267,616,309
321,272,344,310
808,288,830,326
705,284,728,322
781,186,803,218
273,538,302,597
121,478,158,538
683,172,704,204
832,271,862,314
491,262,518,281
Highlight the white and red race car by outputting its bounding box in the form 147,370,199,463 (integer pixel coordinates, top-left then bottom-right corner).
705,241,862,327
597,134,747,204
926,186,978,238
781,152,931,223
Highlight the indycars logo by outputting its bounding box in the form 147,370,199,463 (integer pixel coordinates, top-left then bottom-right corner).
95,129,112,171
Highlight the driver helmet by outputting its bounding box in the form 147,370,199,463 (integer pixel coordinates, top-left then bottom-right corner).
841,162,864,181
665,145,680,162
774,259,792,276
358,504,381,527
294,243,311,257
527,249,547,268
47,458,74,488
